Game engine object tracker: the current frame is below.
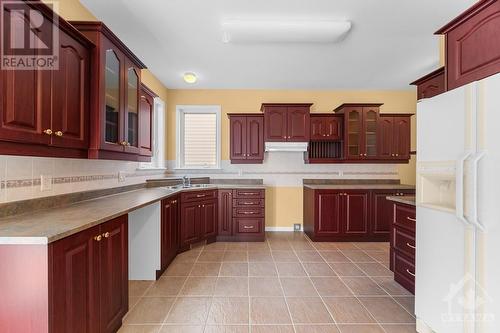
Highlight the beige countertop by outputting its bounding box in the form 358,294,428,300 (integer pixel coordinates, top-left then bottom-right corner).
386,195,416,206
304,184,416,190
0,184,265,245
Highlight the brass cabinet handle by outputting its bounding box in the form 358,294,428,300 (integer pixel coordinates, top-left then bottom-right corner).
406,242,416,249
240,192,257,195
126,142,131,146
103,232,110,238
202,204,205,207
94,235,102,242
395,153,399,156
120,141,127,146
406,269,415,277
243,225,254,229
242,211,256,215
54,131,63,137
242,202,255,205
407,217,416,222
196,194,206,198
43,129,53,135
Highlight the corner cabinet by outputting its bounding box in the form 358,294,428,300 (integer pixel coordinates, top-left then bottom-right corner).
261,103,311,142
228,114,264,164
334,103,382,160
70,21,149,162
0,2,92,158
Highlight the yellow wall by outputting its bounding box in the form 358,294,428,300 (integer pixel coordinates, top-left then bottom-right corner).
50,0,168,100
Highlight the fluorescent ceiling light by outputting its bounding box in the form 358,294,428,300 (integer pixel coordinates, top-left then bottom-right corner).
222,19,351,44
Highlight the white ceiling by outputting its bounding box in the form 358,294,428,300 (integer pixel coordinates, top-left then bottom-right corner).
81,0,476,90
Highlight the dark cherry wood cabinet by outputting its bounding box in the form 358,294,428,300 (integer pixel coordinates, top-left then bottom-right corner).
179,190,218,249
70,21,148,162
372,190,415,242
138,84,156,158
228,114,264,164
310,115,343,141
0,2,92,158
217,188,266,242
218,190,233,237
99,216,128,333
159,196,179,278
390,201,416,294
436,0,500,91
49,225,100,333
410,67,445,100
50,214,128,333
333,103,382,161
304,186,415,242
378,115,412,160
261,103,311,142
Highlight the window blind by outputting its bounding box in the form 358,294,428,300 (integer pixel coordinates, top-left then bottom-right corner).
183,113,217,167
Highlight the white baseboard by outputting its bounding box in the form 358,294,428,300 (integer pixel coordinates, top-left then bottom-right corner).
265,226,300,232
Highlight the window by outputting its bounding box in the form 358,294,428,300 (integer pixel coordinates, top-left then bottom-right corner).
139,97,166,170
176,105,221,169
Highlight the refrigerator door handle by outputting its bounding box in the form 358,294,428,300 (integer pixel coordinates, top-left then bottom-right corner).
456,151,472,226
469,151,486,231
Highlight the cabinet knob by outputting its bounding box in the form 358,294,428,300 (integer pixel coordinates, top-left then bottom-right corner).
43,129,53,135
395,153,399,157
94,235,102,242
103,232,110,238
126,142,131,146
120,141,127,146
54,131,63,137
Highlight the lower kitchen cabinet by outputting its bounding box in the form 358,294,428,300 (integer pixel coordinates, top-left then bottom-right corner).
390,201,416,294
303,186,415,242
179,190,218,250
371,189,415,241
217,188,266,241
50,214,128,333
159,196,179,278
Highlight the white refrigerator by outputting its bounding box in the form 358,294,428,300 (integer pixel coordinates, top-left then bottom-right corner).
416,72,500,333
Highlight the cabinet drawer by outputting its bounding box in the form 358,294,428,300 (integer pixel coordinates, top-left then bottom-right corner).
233,207,264,218
234,189,265,199
181,190,217,203
235,218,263,234
394,251,415,294
394,203,416,232
393,227,415,259
233,198,264,207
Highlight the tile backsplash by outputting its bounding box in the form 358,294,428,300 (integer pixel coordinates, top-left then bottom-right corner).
0,155,167,203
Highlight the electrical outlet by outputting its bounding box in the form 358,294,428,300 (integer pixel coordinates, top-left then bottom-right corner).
40,174,53,191
118,171,126,182
293,224,302,231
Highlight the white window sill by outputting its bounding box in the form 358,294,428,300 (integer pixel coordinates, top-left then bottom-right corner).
174,167,222,171
136,167,167,171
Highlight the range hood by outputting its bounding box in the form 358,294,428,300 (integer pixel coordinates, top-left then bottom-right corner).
265,142,308,152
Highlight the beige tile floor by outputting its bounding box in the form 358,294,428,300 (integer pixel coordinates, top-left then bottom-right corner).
121,232,416,333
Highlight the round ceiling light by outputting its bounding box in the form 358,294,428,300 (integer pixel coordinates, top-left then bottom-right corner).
183,72,197,84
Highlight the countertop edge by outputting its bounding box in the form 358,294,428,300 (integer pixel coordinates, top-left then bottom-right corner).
0,185,267,245
386,195,416,206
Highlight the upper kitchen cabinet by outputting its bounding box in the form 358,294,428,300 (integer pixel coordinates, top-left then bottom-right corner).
0,2,92,158
410,67,445,100
378,114,413,160
228,114,264,164
261,103,312,142
310,114,343,141
70,21,148,161
138,84,157,159
334,103,382,160
436,0,500,91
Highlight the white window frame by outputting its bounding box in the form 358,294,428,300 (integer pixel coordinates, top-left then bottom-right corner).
176,105,221,170
139,97,166,170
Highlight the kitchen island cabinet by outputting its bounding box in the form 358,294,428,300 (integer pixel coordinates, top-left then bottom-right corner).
303,185,415,242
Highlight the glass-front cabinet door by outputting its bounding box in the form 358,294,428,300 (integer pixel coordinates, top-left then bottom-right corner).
104,49,122,149
363,107,378,158
124,64,140,153
346,107,363,159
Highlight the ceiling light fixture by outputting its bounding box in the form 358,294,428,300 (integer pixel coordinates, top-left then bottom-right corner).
221,19,351,44
183,72,197,84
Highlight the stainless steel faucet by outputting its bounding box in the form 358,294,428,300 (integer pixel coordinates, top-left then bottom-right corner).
182,175,191,187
